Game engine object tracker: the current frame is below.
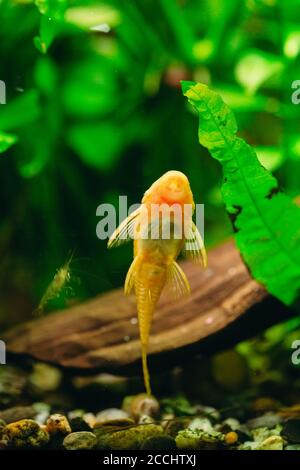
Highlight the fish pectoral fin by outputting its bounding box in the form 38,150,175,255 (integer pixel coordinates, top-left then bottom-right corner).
166,261,191,299
107,207,141,249
124,256,140,295
182,221,207,267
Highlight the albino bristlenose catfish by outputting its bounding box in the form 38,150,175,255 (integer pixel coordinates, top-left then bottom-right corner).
108,171,207,395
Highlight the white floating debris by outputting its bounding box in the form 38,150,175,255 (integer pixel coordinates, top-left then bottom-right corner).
90,23,111,33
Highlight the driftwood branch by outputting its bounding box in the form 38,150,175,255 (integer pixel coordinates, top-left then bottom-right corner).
4,240,293,373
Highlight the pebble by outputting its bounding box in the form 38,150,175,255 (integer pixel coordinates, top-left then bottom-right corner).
251,425,282,444
282,418,300,443
238,440,260,450
94,417,135,429
29,363,62,394
140,435,177,450
258,435,284,450
97,424,164,450
285,444,300,450
223,418,240,430
63,431,97,450
0,406,36,424
247,413,282,430
161,413,175,429
83,412,97,428
0,419,8,449
163,417,189,437
5,419,49,448
46,414,71,435
211,350,249,392
176,428,224,450
188,417,214,433
96,408,129,423
68,409,85,420
0,366,27,407
0,434,9,449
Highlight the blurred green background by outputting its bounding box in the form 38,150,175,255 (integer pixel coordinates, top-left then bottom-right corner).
1,0,300,329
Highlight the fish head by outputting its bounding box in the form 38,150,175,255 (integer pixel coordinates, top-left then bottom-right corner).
158,170,194,205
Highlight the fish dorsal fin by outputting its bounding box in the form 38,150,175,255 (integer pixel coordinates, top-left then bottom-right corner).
108,207,140,248
183,221,207,267
166,261,191,299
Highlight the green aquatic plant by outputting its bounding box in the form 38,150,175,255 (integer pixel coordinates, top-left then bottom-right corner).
182,81,300,307
0,132,17,153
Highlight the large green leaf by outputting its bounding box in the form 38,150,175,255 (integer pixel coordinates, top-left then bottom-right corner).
235,50,284,94
34,0,66,53
67,122,122,171
0,91,40,131
64,4,121,30
0,132,17,153
182,81,300,307
62,58,119,118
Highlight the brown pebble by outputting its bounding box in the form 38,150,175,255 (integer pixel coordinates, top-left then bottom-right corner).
46,414,71,435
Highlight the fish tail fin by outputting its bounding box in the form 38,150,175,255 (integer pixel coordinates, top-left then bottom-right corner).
137,290,154,396
136,264,166,395
136,277,162,396
142,341,152,395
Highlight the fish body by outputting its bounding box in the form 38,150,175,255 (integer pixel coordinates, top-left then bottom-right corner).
108,171,207,394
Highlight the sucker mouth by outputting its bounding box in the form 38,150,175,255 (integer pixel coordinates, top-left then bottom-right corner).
166,189,185,200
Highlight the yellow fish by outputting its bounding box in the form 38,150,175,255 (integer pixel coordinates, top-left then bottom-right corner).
108,171,207,394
